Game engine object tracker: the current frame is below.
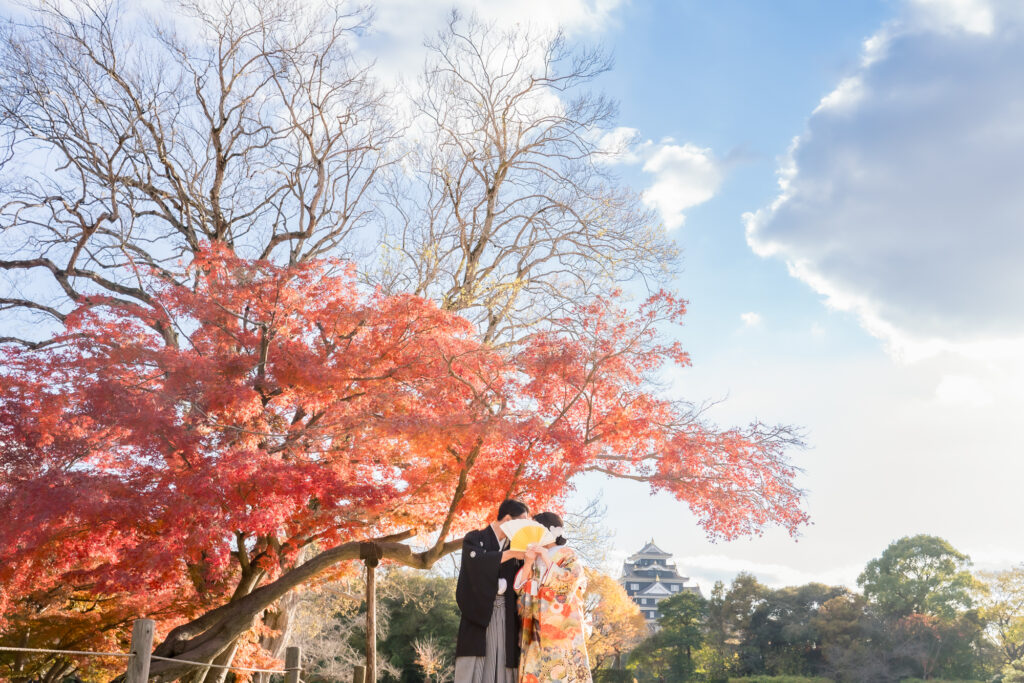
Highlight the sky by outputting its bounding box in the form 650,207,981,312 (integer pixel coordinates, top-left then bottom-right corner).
362,0,1024,592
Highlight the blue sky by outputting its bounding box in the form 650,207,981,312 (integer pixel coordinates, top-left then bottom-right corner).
596,0,893,362
362,0,1024,591
575,2,901,584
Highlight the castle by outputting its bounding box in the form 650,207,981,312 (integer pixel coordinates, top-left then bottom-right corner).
619,539,701,625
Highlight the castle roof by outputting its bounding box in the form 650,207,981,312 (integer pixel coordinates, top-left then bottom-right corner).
630,539,671,558
623,566,688,580
622,558,689,581
629,560,676,572
640,581,672,596
641,540,669,554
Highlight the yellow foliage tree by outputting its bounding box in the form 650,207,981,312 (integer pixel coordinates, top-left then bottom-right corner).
584,568,649,670
978,565,1024,673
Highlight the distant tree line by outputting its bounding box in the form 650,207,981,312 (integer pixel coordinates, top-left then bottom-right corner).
620,534,1024,683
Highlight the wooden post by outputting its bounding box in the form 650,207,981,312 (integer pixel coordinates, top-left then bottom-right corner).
284,646,301,683
126,619,154,683
352,664,366,683
360,542,383,683
366,560,376,683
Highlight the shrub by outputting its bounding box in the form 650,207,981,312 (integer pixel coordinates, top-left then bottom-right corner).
593,671,636,683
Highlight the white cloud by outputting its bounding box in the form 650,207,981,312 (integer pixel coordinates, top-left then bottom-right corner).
745,0,1024,360
600,132,724,229
679,554,865,591
813,76,866,114
595,126,642,164
740,312,763,327
464,0,624,35
359,0,624,84
934,373,993,407
641,142,723,229
374,0,624,37
906,0,996,36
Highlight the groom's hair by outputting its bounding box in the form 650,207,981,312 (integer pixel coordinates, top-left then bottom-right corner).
496,499,529,520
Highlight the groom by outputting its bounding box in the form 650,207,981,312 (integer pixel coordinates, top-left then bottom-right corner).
454,499,529,683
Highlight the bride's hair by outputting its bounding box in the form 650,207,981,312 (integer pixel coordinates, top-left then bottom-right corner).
533,512,567,546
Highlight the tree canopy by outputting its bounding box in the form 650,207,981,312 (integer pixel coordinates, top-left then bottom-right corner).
858,534,977,620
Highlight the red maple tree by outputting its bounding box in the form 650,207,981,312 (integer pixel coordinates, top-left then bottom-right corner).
0,246,807,680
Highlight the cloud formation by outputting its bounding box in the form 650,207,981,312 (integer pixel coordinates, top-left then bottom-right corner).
678,554,865,591
361,0,624,83
599,128,723,229
744,0,1024,359
641,142,723,229
740,312,763,327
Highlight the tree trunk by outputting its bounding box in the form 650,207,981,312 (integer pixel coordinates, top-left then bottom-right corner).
252,590,303,683
142,532,460,681
194,639,241,683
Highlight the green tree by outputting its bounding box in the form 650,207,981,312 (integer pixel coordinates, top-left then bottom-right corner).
660,591,708,677
628,634,676,682
692,642,735,682
628,591,707,681
858,535,977,620
1005,657,1024,683
812,594,898,682
749,583,849,676
705,573,770,675
855,535,993,681
701,576,848,678
892,610,992,681
355,571,460,683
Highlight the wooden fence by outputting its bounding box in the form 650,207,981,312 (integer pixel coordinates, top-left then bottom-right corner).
0,618,370,682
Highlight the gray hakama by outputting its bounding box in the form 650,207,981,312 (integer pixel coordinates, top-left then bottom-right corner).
453,596,518,683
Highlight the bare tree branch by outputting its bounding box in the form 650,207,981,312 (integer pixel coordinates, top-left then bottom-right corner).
372,13,679,344
0,0,392,344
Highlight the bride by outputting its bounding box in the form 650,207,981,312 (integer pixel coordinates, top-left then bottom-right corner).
513,512,593,683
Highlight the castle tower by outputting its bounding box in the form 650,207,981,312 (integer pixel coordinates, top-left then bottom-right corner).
619,539,701,627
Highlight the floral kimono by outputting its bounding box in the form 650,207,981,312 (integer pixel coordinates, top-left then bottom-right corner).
514,546,592,683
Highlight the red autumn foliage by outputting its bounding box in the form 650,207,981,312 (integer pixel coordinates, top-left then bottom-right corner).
0,246,807,677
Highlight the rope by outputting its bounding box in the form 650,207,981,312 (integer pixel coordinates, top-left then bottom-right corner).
0,646,132,658
0,647,291,675
149,654,289,674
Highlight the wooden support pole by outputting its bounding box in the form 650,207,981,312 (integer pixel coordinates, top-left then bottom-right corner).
126,619,155,683
352,664,366,683
284,646,301,683
366,559,378,683
360,542,383,683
